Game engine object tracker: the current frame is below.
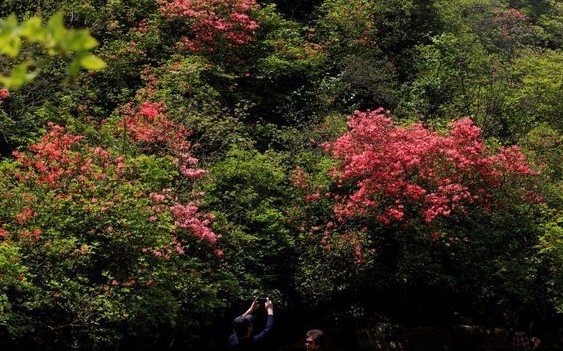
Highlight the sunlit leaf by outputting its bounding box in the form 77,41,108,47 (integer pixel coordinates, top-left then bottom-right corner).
79,54,107,70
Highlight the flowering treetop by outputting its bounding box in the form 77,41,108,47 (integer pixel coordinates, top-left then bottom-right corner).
158,0,259,51
320,109,539,224
8,105,216,246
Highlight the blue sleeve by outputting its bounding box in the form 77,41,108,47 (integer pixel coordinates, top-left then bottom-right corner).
229,332,239,348
252,315,274,342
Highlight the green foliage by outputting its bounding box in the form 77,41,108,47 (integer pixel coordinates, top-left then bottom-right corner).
0,241,37,338
316,0,376,52
397,1,561,141
523,124,563,180
370,0,442,62
234,5,327,125
259,0,321,21
203,147,294,291
538,210,563,313
314,0,442,111
0,13,105,89
256,17,324,78
539,1,563,48
508,0,552,19
145,54,253,161
397,32,491,120
503,49,563,133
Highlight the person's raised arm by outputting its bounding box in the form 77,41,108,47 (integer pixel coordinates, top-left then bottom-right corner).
253,297,274,342
242,297,260,317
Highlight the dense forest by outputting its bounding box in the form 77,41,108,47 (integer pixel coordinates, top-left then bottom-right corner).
0,0,562,350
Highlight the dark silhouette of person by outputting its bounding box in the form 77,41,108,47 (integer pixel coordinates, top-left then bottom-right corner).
229,297,274,350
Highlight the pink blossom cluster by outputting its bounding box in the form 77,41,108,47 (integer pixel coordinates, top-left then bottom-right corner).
137,20,149,34
13,123,87,187
10,121,218,251
292,166,309,189
324,109,539,224
148,190,217,245
494,8,530,28
117,98,215,245
119,100,207,180
0,88,9,101
170,203,216,243
11,123,133,190
15,207,37,224
173,150,207,178
492,8,534,47
158,0,259,51
121,101,186,144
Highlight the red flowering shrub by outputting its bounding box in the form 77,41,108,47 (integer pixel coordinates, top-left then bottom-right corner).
290,110,546,314
158,0,259,51
7,121,217,244
322,109,539,224
0,115,225,346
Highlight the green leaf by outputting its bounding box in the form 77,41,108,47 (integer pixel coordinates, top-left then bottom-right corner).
65,30,99,51
1,12,104,89
20,17,44,42
0,36,21,57
0,63,39,89
45,12,66,52
76,30,99,50
79,54,107,70
0,14,19,33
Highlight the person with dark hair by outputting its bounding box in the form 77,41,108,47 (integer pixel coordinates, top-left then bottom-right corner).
229,297,274,350
305,329,325,350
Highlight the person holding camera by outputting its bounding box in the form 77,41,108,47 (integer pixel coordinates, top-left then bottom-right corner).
229,297,274,350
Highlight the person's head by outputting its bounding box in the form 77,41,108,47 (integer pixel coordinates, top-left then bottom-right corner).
233,315,254,339
305,329,324,350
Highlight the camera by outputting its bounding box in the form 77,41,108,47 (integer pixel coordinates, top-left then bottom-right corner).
256,297,267,305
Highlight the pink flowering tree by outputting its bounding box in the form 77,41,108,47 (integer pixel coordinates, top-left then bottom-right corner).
491,8,539,57
325,108,538,225
0,100,230,347
291,109,545,319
